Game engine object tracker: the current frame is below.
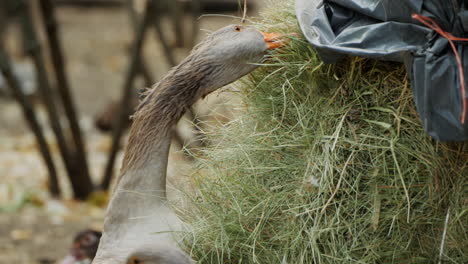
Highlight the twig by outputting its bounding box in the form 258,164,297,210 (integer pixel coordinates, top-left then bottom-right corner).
125,0,155,86
189,0,201,48
0,42,61,198
153,0,204,150
126,0,199,156
169,0,184,48
18,0,93,199
38,0,95,196
101,0,156,190
152,0,177,67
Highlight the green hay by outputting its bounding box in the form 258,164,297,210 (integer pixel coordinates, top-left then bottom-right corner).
180,1,468,263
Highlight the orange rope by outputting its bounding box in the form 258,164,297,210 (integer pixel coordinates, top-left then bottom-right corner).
412,13,468,124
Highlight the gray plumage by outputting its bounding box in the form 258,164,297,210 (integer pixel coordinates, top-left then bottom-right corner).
92,24,284,264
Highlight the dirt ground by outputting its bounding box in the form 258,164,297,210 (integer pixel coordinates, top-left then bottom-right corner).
0,3,263,263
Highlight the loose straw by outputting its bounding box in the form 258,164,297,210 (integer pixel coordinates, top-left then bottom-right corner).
241,0,248,24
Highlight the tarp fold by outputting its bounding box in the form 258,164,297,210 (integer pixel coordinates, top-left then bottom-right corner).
297,0,468,141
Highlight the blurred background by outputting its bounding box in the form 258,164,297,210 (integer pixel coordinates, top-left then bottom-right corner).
0,0,265,263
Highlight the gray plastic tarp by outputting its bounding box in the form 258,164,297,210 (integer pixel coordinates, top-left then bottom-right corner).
296,0,468,141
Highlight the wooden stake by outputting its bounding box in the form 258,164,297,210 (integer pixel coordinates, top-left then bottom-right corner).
169,0,184,48
18,0,94,199
189,0,201,48
0,41,61,198
152,0,177,67
38,0,95,197
125,0,155,86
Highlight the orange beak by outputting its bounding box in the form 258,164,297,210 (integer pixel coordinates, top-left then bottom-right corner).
261,32,285,50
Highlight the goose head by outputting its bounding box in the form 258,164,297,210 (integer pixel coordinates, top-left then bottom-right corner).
160,24,287,100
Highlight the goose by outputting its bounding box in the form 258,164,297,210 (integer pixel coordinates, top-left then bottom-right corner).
61,229,102,264
92,24,287,264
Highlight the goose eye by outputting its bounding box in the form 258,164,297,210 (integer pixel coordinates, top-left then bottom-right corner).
234,26,242,32
129,256,142,264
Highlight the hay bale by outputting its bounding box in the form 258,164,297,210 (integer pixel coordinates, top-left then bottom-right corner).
180,1,468,263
